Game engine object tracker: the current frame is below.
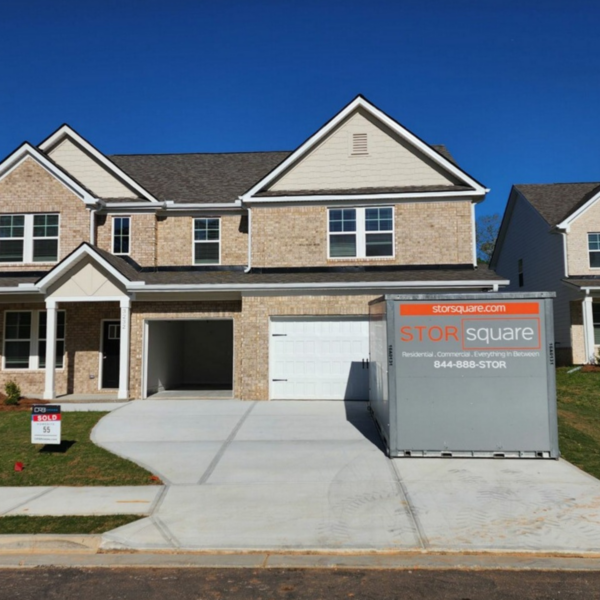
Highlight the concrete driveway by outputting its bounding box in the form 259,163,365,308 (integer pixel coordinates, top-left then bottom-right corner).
93,400,600,554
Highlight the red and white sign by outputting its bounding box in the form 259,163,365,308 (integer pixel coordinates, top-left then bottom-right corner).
31,405,61,445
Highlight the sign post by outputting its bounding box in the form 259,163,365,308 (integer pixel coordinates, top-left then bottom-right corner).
31,405,62,445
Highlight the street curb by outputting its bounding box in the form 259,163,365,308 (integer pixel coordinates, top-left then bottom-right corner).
0,535,101,554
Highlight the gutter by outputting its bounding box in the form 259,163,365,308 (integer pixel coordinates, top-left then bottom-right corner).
125,279,509,293
244,190,486,204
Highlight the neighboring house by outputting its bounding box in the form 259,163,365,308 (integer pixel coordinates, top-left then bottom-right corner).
0,95,505,401
491,183,600,365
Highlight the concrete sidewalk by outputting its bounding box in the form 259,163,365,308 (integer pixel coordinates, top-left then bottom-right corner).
86,399,600,555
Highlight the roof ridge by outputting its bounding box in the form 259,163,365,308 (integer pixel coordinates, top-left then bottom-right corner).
515,181,600,187
110,150,293,157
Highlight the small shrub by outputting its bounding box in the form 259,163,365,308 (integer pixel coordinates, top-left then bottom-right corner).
4,380,21,406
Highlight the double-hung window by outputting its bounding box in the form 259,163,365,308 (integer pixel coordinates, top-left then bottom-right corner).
328,207,394,259
194,218,220,264
4,310,66,370
0,214,59,263
112,217,130,255
589,233,600,268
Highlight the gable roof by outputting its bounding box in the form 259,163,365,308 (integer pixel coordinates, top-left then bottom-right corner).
0,142,97,206
38,124,160,203
514,182,600,227
110,151,291,204
241,95,488,202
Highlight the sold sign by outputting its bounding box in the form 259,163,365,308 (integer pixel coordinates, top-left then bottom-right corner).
31,405,61,445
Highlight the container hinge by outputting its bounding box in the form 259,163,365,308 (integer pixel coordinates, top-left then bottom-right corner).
272,379,288,382
272,334,287,337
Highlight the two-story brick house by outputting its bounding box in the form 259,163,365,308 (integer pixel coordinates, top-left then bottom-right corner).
491,183,600,365
0,95,505,401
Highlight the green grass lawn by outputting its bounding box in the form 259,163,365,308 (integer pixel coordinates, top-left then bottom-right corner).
0,411,160,486
0,515,141,534
556,367,600,479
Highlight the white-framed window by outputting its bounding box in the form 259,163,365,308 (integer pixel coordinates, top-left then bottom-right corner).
589,233,600,268
0,214,59,263
193,218,220,264
112,216,131,255
328,207,394,259
3,310,66,370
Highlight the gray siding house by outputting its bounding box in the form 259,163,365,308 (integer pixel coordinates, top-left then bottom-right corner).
491,183,600,365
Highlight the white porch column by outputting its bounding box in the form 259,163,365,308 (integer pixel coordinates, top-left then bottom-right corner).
43,299,58,400
583,296,595,363
118,297,131,400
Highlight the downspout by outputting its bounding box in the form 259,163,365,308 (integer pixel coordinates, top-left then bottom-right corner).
89,206,97,245
560,230,569,277
244,203,252,273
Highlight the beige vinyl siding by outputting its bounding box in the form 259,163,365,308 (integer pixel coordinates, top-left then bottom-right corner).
268,109,457,192
494,190,579,359
566,199,600,275
48,138,138,199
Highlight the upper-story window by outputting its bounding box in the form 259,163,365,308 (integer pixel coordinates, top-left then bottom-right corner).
589,233,600,268
0,214,59,263
112,217,130,255
194,218,220,264
328,207,394,259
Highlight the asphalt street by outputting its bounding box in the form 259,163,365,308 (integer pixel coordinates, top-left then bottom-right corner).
1,568,600,600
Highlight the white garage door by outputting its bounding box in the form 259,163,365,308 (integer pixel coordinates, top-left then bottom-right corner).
270,317,370,400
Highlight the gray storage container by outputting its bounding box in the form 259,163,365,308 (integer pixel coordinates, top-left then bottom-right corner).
369,293,559,458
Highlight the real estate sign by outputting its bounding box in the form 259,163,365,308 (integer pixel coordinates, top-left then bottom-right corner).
31,405,61,445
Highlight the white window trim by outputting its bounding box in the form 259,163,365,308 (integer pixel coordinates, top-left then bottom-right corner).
589,233,600,269
112,216,131,256
2,309,66,371
192,217,221,265
327,206,395,260
0,213,60,265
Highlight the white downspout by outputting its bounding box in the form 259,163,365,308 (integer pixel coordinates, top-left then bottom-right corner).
560,230,569,277
244,204,252,273
89,207,97,245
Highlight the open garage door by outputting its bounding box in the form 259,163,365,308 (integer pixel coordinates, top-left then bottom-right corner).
270,317,369,400
145,319,233,399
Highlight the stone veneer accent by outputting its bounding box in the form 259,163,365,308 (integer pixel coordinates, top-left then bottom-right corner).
251,201,473,268
0,158,90,271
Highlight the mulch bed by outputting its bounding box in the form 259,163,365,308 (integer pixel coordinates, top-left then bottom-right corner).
580,365,600,373
0,397,49,412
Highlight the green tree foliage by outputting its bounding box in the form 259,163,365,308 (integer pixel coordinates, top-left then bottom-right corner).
476,213,501,264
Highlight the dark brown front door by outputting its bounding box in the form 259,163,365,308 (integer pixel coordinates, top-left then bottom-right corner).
102,321,120,389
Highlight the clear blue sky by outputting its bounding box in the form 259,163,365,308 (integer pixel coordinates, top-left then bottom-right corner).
1,0,598,217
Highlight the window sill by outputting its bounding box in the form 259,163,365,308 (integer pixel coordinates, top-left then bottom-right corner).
2,368,66,373
327,256,396,261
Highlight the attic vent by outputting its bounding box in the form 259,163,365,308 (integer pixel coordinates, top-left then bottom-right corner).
351,133,368,156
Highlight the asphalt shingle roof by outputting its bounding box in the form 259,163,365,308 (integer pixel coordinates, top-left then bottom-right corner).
109,145,464,204
110,152,292,203
515,183,600,226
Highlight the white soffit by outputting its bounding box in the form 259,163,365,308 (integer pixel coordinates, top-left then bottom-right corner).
39,125,160,203
0,143,96,205
242,96,488,201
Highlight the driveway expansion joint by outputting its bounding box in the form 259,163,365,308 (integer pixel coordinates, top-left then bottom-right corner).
197,401,257,485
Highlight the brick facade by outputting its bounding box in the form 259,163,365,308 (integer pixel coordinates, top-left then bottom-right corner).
129,301,243,399
96,213,157,267
0,158,90,271
0,301,120,397
239,294,377,399
251,201,473,268
156,214,248,267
